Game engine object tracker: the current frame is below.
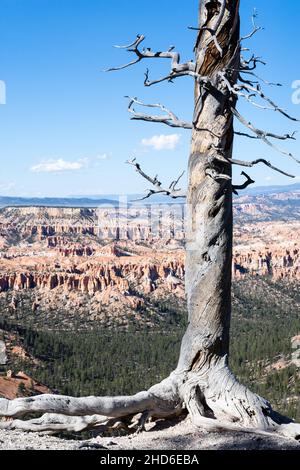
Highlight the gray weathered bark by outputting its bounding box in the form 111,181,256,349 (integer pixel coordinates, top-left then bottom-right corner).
172,0,299,437
178,0,239,373
1,0,299,440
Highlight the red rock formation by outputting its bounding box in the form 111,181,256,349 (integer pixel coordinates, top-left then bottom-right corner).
0,254,186,309
0,371,51,400
233,247,300,280
1,208,300,314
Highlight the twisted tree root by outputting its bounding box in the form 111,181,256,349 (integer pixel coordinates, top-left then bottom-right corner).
0,367,299,440
179,357,300,441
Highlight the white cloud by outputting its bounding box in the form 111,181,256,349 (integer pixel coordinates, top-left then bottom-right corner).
265,176,273,182
141,134,181,151
30,158,88,173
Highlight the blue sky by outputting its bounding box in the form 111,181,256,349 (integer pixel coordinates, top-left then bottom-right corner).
0,0,299,197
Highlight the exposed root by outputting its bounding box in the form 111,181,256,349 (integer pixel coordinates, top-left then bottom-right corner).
203,357,274,430
191,415,279,438
0,365,299,441
189,406,300,441
0,413,115,433
277,423,300,440
128,411,150,433
178,356,300,442
0,390,166,420
0,375,182,434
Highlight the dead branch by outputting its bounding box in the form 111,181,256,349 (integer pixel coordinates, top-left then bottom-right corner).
234,131,258,139
231,108,300,163
235,129,296,141
237,82,299,121
239,70,282,87
126,158,186,200
228,157,295,178
232,171,255,195
239,10,263,42
240,54,266,71
219,71,298,121
143,67,206,88
104,34,212,87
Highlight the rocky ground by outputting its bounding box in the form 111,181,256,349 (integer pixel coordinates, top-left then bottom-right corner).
1,418,300,450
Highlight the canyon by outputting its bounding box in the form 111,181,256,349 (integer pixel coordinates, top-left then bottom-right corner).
0,205,299,315
0,200,299,428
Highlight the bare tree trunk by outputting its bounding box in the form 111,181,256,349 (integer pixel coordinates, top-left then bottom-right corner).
173,2,299,437
172,0,269,428
178,0,238,374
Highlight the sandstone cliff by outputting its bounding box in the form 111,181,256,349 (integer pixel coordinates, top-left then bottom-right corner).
0,207,299,321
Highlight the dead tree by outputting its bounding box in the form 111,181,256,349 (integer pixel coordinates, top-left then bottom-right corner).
1,0,300,440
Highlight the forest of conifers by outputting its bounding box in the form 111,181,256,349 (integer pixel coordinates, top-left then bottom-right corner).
0,276,299,421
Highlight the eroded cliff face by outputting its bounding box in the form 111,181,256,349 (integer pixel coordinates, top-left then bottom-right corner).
233,249,300,280
0,207,186,316
233,221,300,280
0,206,186,243
0,255,185,297
0,207,299,322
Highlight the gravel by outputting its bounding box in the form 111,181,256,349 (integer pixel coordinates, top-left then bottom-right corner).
1,419,300,450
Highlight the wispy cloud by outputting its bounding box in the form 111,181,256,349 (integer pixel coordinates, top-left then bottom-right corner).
0,182,16,192
96,153,110,161
30,158,88,173
141,134,181,151
94,153,112,167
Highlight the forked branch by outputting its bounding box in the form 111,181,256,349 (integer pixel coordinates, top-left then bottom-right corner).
219,71,298,121
232,171,255,195
238,82,298,121
126,97,192,129
239,70,282,88
239,10,263,42
232,108,299,163
105,34,212,87
240,54,266,71
228,157,295,178
127,155,262,198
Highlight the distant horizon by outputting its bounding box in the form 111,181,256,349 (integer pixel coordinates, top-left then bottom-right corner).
0,180,299,201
